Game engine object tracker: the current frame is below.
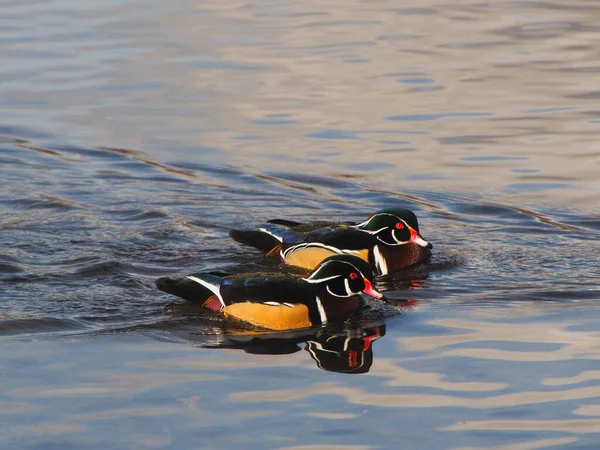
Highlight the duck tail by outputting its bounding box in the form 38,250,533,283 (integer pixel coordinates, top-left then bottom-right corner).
230,221,297,253
156,273,224,305
229,229,280,252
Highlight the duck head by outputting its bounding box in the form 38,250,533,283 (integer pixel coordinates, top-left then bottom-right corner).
356,208,432,249
303,254,383,299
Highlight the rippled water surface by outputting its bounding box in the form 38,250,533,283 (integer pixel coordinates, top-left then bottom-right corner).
2,0,600,448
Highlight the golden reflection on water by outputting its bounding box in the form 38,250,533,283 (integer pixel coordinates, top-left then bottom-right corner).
12,371,223,398
276,446,373,450
451,436,577,450
231,382,600,409
398,317,600,361
276,446,374,450
0,402,38,414
14,423,87,436
70,407,180,421
367,358,507,392
445,418,600,433
544,371,600,386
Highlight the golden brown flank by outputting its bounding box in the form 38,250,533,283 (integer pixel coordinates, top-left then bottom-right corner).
223,302,312,330
284,247,369,271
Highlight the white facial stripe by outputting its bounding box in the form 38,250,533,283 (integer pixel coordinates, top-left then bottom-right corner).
344,278,361,296
344,278,351,296
258,227,284,243
326,259,364,275
356,213,402,228
326,284,347,298
373,245,388,276
315,296,328,323
305,259,368,290
303,274,342,284
187,276,225,309
376,235,407,246
353,218,371,228
304,257,363,282
392,229,410,245
360,226,388,235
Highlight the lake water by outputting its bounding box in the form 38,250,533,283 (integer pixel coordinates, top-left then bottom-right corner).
2,0,600,448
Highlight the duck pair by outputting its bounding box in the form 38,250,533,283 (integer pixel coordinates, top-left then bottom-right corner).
157,208,432,331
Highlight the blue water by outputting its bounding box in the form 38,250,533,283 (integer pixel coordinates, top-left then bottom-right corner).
2,0,600,448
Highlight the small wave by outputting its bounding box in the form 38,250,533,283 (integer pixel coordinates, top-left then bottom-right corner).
2,195,82,211
103,208,170,222
74,261,136,277
0,318,92,337
0,262,24,274
264,171,357,189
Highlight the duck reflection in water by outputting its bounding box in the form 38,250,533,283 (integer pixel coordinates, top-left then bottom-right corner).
203,323,387,374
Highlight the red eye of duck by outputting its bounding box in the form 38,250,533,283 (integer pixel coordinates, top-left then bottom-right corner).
349,272,359,280
395,222,405,229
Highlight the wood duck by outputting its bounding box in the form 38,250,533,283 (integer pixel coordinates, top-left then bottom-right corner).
156,254,383,331
229,207,432,276
201,324,386,374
